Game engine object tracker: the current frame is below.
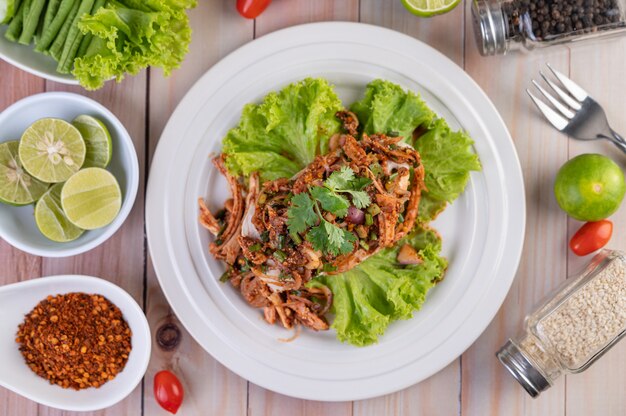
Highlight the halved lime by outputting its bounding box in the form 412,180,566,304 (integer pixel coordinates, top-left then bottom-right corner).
401,0,460,17
19,118,86,183
0,141,49,206
72,115,112,168
61,168,121,230
35,183,84,242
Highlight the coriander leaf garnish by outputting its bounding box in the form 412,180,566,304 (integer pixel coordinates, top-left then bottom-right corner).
307,222,357,256
324,167,372,209
325,166,355,190
345,190,371,209
310,186,349,217
285,167,370,257
287,193,318,234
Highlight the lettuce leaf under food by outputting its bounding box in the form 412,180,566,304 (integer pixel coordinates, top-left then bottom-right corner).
222,78,343,182
73,0,196,90
414,119,482,222
310,226,447,346
350,79,435,141
350,79,481,223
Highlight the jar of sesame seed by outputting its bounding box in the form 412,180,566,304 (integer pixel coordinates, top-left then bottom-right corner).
472,0,626,55
497,249,626,397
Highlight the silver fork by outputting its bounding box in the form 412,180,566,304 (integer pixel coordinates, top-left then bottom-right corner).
527,64,626,154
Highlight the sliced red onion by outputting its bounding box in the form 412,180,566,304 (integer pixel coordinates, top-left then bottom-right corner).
346,206,365,224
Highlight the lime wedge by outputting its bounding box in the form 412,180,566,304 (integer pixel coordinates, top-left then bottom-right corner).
35,183,84,242
72,115,112,168
61,168,121,230
0,0,16,24
19,118,86,183
401,0,460,17
0,141,49,206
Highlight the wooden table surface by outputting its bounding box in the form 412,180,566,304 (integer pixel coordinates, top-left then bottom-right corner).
2,0,626,415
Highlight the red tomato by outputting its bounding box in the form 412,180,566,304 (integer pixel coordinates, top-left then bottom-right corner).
237,0,272,19
154,370,184,414
569,220,613,256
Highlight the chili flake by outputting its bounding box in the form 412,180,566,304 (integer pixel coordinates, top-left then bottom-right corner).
15,292,132,390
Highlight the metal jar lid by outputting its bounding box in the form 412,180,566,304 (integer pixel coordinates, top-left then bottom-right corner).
471,0,508,56
496,339,551,398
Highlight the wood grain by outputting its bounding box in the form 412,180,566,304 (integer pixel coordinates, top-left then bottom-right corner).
566,39,626,416
0,62,45,416
36,71,147,416
144,1,251,415
461,2,570,414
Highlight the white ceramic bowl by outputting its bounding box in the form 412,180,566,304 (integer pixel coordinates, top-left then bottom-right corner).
0,275,151,412
0,92,139,257
0,27,79,84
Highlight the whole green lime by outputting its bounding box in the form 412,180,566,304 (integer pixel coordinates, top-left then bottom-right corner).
554,154,625,221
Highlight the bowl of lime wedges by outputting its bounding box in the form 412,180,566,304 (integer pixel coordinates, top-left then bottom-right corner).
0,92,139,257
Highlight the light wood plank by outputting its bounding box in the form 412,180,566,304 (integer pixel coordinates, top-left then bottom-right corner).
461,2,570,415
565,39,626,416
145,1,252,415
255,0,358,35
0,62,45,416
37,71,147,416
352,361,460,416
359,0,464,63
355,3,465,415
245,2,357,415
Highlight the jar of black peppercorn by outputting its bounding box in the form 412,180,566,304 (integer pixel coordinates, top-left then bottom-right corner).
472,0,626,55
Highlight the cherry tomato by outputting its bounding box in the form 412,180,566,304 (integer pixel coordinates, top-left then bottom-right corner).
154,370,184,414
237,0,272,19
569,220,613,256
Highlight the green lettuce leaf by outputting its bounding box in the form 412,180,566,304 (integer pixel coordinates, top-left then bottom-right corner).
73,0,196,90
222,78,343,181
414,119,482,222
350,79,435,141
350,79,481,223
310,226,447,346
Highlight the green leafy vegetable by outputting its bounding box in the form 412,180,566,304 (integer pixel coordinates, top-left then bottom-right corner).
286,188,357,257
287,168,372,257
307,221,356,256
413,119,482,222
351,79,435,141
73,0,197,90
311,226,447,346
222,78,343,182
323,166,372,209
309,186,349,218
286,193,318,234
351,80,481,223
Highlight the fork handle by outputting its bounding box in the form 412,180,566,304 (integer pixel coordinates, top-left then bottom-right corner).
605,129,626,154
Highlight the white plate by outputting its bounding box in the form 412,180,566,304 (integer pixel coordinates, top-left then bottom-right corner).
146,22,525,401
0,27,78,84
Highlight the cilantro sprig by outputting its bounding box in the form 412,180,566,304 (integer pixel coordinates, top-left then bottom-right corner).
324,167,372,209
286,167,372,257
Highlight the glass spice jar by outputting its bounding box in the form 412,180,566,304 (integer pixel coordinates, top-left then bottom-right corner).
472,0,626,55
497,249,626,397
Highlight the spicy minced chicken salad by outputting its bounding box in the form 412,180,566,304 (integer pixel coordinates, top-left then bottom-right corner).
198,78,481,346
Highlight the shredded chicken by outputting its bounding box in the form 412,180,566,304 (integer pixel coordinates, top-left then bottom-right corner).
199,110,426,334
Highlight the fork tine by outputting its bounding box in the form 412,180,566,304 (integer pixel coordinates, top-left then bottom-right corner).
531,79,576,119
540,71,582,110
527,89,569,131
546,63,588,102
